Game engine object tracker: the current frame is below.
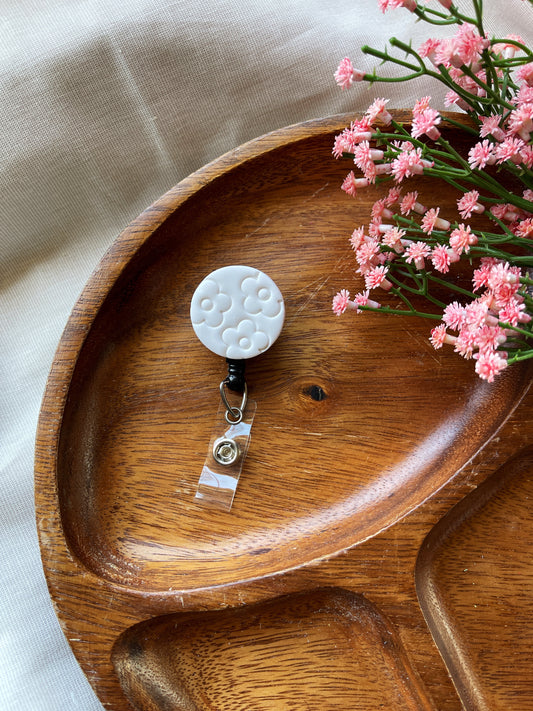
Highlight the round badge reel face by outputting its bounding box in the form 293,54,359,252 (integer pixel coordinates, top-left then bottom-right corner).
190,265,285,360
190,265,285,511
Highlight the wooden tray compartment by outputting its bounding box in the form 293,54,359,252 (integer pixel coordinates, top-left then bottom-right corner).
35,114,533,710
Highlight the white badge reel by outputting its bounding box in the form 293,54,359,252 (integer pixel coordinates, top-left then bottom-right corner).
190,265,285,511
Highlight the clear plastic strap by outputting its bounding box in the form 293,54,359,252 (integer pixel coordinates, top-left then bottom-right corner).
195,397,256,511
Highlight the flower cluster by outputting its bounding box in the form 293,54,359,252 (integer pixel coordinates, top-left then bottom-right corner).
332,0,533,381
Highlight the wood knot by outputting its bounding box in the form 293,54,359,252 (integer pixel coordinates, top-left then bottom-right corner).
303,384,327,402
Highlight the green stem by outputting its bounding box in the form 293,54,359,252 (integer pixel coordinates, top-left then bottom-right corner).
361,45,421,72
507,351,533,365
358,304,442,320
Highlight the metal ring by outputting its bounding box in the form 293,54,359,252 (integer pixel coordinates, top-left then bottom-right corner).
220,380,247,424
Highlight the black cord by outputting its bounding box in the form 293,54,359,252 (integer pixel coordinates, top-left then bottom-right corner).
225,358,246,392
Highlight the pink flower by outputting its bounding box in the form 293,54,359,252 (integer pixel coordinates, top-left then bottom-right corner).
366,98,392,126
413,96,432,117
400,191,425,215
451,24,488,67
474,324,507,353
354,290,382,310
333,122,373,156
464,299,497,328
378,0,416,11
332,133,352,158
371,199,393,221
478,115,506,141
341,171,369,197
444,90,462,108
486,261,520,291
449,223,478,254
334,58,365,90
356,239,381,271
349,227,367,251
472,257,500,291
430,323,456,349
468,139,496,169
520,145,533,169
443,301,467,330
518,85,533,105
364,265,393,291
457,190,484,219
454,328,478,359
516,62,533,87
332,289,352,315
412,108,442,141
494,136,526,165
421,207,450,233
353,141,384,170
391,146,426,181
419,38,442,62
493,35,524,60
382,227,406,253
385,186,402,206
499,298,530,326
431,244,459,273
507,104,533,142
490,203,521,223
405,241,431,269
515,217,533,239
474,350,508,382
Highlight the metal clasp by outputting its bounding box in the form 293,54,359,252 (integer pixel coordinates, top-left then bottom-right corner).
219,380,248,424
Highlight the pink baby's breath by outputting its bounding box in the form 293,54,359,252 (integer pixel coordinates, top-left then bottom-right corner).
341,171,369,197
411,108,442,141
378,0,416,12
331,5,532,382
349,227,367,251
516,62,533,87
499,298,529,326
451,23,488,67
449,223,477,254
457,191,484,219
468,139,496,169
382,227,406,253
391,146,425,181
332,289,352,315
454,328,478,359
443,301,467,330
405,241,431,269
474,324,507,353
475,350,508,382
515,217,533,238
364,265,392,291
421,207,450,234
430,323,456,349
366,98,392,126
334,58,365,90
478,115,506,141
354,290,382,310
494,136,526,165
431,244,459,273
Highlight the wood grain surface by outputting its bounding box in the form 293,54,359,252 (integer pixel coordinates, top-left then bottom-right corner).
35,113,533,710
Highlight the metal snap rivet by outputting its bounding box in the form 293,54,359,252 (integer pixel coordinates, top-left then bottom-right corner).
213,437,241,466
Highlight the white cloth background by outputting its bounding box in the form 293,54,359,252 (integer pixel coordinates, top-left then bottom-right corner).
1,1,531,709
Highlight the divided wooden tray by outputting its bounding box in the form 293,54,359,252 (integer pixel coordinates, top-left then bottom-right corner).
35,113,533,710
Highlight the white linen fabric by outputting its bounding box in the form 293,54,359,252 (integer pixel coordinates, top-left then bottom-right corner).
1,1,531,709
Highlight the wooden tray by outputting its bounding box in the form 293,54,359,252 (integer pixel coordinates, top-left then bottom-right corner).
35,113,533,710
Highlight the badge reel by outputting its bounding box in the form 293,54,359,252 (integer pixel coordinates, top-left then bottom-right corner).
190,265,285,511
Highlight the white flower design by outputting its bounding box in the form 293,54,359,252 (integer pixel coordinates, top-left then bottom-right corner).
242,274,283,318
221,319,269,358
190,278,232,328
